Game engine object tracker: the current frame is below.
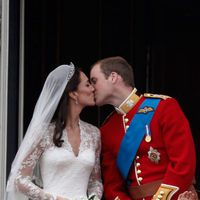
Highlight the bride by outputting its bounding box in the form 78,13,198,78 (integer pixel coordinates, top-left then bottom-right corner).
6,63,103,200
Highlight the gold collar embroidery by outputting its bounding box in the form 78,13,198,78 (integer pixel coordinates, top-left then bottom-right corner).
115,88,142,114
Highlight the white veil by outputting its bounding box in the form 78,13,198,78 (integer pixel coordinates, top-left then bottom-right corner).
6,63,75,200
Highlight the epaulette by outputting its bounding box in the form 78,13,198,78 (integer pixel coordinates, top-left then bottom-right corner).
101,111,116,126
144,93,171,100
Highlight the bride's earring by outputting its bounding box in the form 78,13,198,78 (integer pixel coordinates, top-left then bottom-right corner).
69,91,79,105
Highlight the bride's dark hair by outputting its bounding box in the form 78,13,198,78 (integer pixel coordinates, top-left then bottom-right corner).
51,67,81,147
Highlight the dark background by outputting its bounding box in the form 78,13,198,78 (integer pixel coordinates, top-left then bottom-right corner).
7,0,200,194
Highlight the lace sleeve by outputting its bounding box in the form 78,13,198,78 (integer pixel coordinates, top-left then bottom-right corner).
14,134,57,200
87,128,103,200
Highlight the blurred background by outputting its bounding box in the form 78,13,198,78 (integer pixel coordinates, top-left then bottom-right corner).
5,0,200,196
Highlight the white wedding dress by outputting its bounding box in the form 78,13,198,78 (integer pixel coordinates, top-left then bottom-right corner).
14,120,103,200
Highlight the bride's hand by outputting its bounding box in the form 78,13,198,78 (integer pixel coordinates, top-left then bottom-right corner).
56,196,69,200
177,191,198,200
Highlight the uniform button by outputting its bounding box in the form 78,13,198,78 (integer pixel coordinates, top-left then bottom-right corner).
136,162,140,167
137,170,141,174
160,191,164,195
126,125,129,129
138,177,143,181
157,195,163,199
124,118,129,123
136,156,140,160
156,198,160,200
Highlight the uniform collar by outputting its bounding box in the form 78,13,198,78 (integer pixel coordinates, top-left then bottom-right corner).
115,88,142,115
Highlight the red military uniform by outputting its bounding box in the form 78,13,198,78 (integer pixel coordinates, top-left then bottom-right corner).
100,89,196,200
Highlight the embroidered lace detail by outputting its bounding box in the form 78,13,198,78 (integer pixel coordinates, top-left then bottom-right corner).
14,121,103,200
14,125,56,199
62,120,100,154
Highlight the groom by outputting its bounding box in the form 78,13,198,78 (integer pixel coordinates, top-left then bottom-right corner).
90,56,198,200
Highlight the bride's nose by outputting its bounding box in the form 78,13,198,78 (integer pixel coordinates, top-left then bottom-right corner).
90,85,95,92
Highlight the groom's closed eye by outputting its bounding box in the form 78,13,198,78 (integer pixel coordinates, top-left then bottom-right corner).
90,78,97,84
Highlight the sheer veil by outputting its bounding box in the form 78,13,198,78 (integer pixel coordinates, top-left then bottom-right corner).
6,63,75,200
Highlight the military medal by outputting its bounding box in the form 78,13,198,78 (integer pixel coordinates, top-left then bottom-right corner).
148,146,160,163
145,135,151,142
145,125,151,142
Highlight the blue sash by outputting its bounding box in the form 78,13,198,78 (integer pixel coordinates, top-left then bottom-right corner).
116,98,160,180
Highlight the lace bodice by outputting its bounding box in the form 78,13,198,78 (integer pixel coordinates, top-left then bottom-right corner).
14,120,103,200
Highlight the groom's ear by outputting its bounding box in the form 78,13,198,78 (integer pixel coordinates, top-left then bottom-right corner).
109,72,120,83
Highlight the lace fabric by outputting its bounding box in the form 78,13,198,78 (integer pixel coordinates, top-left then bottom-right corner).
14,120,103,200
6,64,76,200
